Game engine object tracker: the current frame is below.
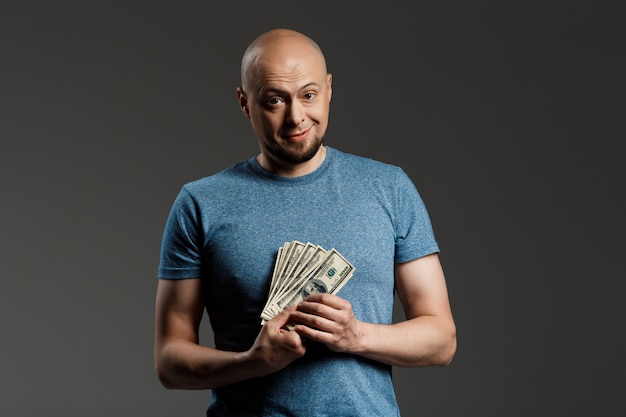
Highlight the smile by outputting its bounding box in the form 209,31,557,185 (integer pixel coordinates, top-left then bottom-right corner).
283,127,312,142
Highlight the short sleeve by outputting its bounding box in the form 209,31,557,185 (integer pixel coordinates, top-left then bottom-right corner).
157,187,204,279
393,169,440,263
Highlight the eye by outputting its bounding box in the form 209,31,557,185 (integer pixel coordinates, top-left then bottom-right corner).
303,92,317,101
266,96,284,107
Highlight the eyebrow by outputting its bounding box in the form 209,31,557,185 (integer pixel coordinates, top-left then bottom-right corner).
261,82,321,96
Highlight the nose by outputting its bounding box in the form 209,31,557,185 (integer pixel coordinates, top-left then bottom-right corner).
285,100,306,126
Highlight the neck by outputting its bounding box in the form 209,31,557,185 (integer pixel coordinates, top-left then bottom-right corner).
257,146,327,178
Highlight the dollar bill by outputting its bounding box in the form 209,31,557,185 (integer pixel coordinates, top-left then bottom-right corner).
261,241,355,324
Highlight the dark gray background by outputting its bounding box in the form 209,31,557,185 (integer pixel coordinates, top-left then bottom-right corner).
1,1,624,416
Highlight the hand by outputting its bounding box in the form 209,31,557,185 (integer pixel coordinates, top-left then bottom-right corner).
248,304,306,375
292,293,362,353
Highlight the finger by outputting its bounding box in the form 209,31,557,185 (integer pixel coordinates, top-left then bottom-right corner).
268,304,298,330
303,292,347,308
293,321,336,346
296,301,334,320
298,296,348,319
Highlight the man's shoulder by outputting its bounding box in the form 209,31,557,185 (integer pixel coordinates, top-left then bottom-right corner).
329,147,404,176
182,159,253,192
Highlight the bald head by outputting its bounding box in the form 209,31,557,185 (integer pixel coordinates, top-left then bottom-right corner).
235,28,333,176
240,29,328,92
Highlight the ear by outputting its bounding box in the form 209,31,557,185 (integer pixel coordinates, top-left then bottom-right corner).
236,87,251,119
326,73,333,102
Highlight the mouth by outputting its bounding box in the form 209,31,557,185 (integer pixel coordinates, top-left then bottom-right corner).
282,126,312,143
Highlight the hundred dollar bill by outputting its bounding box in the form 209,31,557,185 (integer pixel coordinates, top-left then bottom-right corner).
277,248,355,310
270,244,325,310
261,243,355,324
261,244,327,322
264,242,322,315
266,241,306,305
261,241,302,322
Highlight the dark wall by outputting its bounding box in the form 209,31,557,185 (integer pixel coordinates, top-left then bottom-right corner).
1,2,624,416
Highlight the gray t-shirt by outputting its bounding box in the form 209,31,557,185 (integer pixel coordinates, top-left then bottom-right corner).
158,147,439,416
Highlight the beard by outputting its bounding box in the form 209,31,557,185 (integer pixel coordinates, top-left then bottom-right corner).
270,135,324,164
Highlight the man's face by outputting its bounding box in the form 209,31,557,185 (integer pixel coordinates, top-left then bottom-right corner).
238,43,332,170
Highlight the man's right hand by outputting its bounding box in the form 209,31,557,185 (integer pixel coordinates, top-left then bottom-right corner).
246,304,306,376
155,278,306,390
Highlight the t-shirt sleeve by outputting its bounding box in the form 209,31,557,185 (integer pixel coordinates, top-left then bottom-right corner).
157,186,204,279
393,168,440,263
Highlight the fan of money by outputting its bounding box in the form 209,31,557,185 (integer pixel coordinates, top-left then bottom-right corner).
260,240,356,325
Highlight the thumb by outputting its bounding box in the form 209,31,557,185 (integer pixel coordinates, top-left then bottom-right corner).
270,304,297,329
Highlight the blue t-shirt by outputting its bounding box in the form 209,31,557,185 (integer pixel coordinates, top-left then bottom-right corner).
158,147,439,416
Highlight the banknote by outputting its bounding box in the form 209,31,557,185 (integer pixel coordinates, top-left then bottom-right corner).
261,241,355,324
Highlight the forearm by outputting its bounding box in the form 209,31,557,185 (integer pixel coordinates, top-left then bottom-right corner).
155,340,263,390
351,316,456,367
155,305,306,390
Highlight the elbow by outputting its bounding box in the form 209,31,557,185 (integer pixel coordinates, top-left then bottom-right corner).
154,348,184,390
155,360,178,390
437,326,457,366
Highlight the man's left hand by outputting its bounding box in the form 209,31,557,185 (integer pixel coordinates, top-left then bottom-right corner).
291,293,362,353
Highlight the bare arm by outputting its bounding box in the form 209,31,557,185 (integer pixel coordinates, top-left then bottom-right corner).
292,253,456,367
154,278,306,390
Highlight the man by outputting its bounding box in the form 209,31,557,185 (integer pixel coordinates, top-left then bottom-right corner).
155,28,456,416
